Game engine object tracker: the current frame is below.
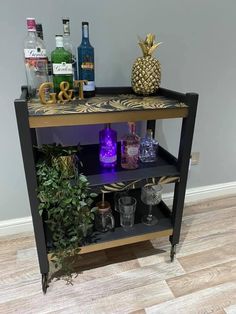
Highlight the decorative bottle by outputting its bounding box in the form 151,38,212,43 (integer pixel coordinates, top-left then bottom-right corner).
24,18,48,99
121,122,140,169
99,124,117,168
51,35,73,94
139,129,159,163
77,21,95,97
62,17,77,80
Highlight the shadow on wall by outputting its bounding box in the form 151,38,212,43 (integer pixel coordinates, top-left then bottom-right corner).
36,122,143,146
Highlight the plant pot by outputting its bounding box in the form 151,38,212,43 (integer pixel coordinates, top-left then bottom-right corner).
52,155,78,178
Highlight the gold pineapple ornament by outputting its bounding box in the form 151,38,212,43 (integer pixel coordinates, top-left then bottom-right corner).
131,34,162,95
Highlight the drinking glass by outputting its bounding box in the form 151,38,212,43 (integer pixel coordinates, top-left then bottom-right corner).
141,184,163,226
118,196,137,231
114,190,129,212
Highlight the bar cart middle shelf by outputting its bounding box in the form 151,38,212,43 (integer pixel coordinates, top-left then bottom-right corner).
15,86,198,293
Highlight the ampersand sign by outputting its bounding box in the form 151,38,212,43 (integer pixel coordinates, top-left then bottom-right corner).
58,81,74,103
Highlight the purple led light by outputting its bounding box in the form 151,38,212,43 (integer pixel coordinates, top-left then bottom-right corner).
99,125,117,168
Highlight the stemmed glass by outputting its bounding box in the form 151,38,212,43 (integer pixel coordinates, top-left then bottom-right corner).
141,184,163,226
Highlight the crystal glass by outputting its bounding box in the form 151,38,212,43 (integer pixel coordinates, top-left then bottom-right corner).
141,184,163,226
99,124,117,168
121,122,140,169
118,196,137,230
139,129,159,163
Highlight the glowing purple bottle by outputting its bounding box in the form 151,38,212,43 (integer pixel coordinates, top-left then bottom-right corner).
99,124,117,168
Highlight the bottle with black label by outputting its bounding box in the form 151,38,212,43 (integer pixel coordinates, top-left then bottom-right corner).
62,17,77,80
77,21,95,97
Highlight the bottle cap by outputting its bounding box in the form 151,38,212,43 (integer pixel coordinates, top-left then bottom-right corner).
26,18,36,31
62,17,70,35
55,35,63,47
82,21,89,25
147,129,153,137
128,122,136,133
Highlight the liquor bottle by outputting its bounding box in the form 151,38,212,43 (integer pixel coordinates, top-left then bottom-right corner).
51,35,73,94
139,129,159,163
36,23,43,40
24,18,48,98
99,124,117,168
36,23,52,78
62,17,77,80
77,21,95,97
121,122,140,169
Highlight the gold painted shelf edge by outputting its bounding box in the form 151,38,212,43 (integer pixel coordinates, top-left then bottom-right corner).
48,228,173,257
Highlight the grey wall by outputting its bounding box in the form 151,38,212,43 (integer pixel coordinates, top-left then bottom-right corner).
1,0,235,220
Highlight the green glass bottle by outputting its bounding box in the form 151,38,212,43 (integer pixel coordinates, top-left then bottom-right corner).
51,35,73,93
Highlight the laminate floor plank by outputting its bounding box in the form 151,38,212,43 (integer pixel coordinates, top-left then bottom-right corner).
145,282,236,314
178,243,236,273
167,260,236,297
0,195,236,313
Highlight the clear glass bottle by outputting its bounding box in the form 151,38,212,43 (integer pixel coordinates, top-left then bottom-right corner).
121,122,140,169
24,18,48,99
77,21,95,97
62,17,77,80
36,23,52,79
51,35,73,94
99,124,117,168
139,129,159,163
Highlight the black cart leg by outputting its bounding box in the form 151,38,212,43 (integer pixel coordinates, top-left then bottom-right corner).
170,244,176,262
15,96,49,291
42,273,49,294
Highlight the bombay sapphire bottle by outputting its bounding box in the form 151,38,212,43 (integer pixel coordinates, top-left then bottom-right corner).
77,21,95,97
99,124,117,168
139,129,159,163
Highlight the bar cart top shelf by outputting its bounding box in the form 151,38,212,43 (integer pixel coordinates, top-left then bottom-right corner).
24,87,189,128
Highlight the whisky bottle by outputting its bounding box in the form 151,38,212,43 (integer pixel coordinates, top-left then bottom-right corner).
77,22,95,97
62,17,77,80
51,35,73,94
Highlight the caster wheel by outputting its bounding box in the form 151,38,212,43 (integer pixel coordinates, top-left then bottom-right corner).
42,273,49,294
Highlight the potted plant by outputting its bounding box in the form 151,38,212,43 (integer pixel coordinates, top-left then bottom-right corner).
36,145,97,281
37,143,82,178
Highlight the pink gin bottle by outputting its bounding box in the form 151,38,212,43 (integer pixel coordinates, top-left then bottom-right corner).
121,122,140,169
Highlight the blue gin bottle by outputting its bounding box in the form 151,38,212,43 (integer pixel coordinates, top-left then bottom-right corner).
77,22,95,97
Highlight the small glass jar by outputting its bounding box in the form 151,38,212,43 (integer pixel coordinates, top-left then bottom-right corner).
95,201,115,232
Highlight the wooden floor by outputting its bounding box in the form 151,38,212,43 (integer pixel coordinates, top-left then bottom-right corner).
0,195,236,314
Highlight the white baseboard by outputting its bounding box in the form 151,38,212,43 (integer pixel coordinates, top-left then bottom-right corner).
0,216,33,237
1,181,236,237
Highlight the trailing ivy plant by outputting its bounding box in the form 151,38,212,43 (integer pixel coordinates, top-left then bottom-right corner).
36,159,97,282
